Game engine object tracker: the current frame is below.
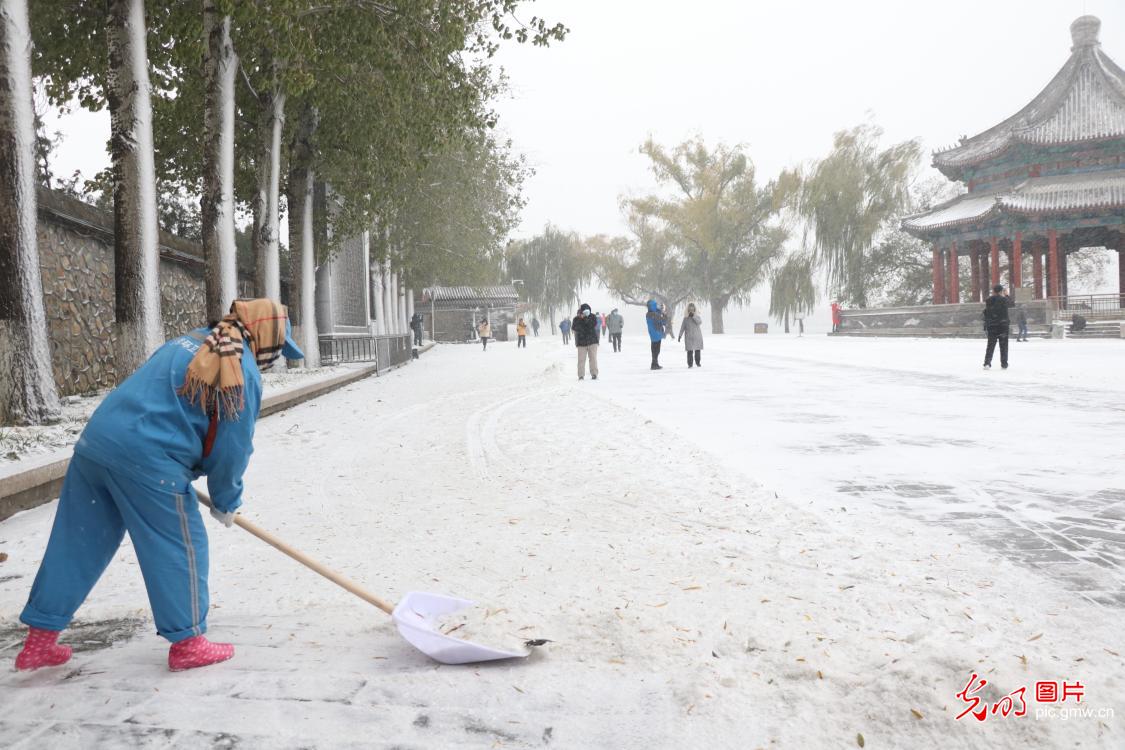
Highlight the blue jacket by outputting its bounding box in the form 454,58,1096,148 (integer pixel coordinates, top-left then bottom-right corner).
559,319,571,333
75,329,260,514
645,300,666,342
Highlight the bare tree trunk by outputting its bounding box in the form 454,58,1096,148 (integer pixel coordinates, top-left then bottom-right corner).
286,104,319,367
783,310,790,334
371,257,386,335
201,0,238,321
106,0,163,378
252,63,284,300
0,0,60,425
709,294,729,334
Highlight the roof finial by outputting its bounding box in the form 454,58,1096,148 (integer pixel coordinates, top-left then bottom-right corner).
1071,15,1100,50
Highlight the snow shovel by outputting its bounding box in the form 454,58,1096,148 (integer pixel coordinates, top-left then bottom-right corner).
195,490,533,665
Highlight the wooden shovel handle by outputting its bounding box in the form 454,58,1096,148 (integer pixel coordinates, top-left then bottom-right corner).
196,490,395,615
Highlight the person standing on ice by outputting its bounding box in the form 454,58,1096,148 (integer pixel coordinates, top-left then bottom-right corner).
559,316,571,345
645,300,669,369
516,317,529,348
572,303,600,380
677,303,705,368
607,308,624,352
982,284,1014,369
14,299,304,673
478,318,492,351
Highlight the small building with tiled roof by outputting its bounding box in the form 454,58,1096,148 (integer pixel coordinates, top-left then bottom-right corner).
903,15,1125,306
418,285,520,342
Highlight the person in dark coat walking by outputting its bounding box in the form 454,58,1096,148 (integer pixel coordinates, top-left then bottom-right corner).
645,299,669,370
531,317,540,337
559,317,571,345
410,312,424,346
606,308,624,352
1015,306,1029,341
572,303,600,380
983,284,1014,369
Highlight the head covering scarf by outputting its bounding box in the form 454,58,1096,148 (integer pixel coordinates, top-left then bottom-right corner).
179,299,289,420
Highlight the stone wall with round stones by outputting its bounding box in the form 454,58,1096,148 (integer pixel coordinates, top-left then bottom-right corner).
35,188,213,396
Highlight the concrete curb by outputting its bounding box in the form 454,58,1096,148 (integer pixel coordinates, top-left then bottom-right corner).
0,346,431,523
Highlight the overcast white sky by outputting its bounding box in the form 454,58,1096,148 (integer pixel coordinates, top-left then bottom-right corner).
43,0,1125,332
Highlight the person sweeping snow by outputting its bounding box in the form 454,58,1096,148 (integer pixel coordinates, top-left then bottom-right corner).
14,299,304,673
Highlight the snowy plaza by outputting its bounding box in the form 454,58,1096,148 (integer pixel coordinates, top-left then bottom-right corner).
2,335,1122,748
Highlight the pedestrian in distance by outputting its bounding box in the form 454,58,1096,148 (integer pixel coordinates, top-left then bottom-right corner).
559,316,571,345
607,308,624,352
677,303,704,368
531,317,540,337
830,301,842,333
572,303,600,380
599,312,608,337
646,299,669,370
1016,306,1029,342
516,317,528,348
478,318,492,351
410,312,424,346
14,299,305,673
982,284,1014,369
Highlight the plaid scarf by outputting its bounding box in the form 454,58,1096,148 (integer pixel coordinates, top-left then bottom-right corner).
179,299,288,420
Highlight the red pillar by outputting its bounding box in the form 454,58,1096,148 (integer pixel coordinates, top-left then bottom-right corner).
989,237,1000,287
1033,241,1044,299
932,245,944,304
948,241,960,303
1012,232,1023,290
969,245,981,302
1047,229,1060,298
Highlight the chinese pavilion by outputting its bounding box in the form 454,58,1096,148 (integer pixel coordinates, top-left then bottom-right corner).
903,15,1125,305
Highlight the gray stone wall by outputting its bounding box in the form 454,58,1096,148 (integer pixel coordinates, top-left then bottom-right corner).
35,188,216,396
838,299,1055,337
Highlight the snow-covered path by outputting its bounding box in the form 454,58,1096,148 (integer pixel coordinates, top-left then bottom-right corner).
1,337,1122,748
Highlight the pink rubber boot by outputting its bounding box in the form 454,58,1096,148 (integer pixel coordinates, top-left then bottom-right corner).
168,635,234,671
14,627,73,671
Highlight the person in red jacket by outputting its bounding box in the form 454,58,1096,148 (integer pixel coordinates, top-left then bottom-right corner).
830,301,842,333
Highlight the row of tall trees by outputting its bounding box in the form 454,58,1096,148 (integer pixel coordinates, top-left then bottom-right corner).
1,0,565,424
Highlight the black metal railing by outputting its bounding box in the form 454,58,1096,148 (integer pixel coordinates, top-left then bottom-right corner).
1050,294,1125,320
318,336,378,365
318,334,413,368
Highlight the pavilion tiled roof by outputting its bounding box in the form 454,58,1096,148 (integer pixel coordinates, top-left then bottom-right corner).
422,285,519,304
902,169,1125,234
933,16,1125,174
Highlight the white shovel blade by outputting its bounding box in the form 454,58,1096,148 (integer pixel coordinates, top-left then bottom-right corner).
391,591,530,665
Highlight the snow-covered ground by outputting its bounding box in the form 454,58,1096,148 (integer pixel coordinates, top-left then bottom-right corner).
1,335,1122,748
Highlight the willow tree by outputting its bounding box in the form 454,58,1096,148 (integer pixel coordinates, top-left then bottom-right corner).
0,0,61,425
633,137,787,333
590,208,692,322
797,124,921,308
506,225,588,331
769,251,817,334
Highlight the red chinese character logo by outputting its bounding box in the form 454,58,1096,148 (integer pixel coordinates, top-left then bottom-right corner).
991,686,1027,718
1061,681,1084,703
1036,681,1058,702
956,673,989,721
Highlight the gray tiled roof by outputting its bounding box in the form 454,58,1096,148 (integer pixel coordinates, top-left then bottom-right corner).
422,285,519,303
902,169,1125,234
934,16,1125,172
